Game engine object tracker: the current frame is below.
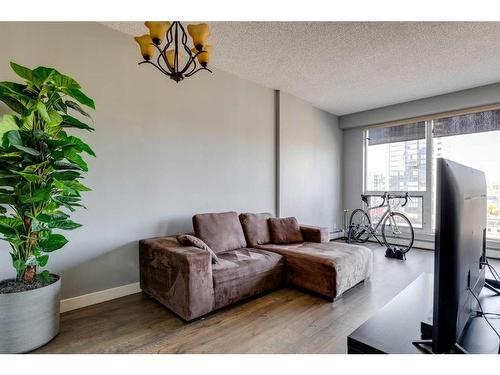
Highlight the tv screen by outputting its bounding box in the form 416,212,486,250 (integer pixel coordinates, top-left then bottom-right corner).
433,158,486,353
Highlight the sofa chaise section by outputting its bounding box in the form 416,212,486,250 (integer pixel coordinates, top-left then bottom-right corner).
255,241,373,299
239,213,373,300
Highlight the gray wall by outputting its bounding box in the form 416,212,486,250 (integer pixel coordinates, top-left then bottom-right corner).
0,22,344,300
0,22,277,299
340,82,500,129
342,127,364,215
279,92,342,232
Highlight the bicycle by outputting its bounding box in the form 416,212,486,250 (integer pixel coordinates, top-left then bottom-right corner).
348,192,415,259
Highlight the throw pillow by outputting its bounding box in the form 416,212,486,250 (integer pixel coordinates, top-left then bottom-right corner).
239,212,273,246
176,234,219,264
268,217,304,244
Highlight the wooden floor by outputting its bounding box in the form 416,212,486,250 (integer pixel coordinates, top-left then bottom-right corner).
33,244,500,354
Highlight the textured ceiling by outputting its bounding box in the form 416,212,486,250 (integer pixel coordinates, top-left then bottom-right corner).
104,22,500,115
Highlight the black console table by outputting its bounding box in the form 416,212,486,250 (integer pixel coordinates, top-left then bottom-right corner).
347,273,500,354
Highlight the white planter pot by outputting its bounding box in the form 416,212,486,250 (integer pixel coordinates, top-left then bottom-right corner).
0,275,60,353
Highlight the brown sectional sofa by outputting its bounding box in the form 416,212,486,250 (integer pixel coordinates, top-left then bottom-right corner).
139,211,373,321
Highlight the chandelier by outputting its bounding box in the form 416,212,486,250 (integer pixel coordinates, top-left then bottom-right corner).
134,22,212,83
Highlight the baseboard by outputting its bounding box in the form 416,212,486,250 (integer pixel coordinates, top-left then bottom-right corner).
329,231,344,240
60,282,141,313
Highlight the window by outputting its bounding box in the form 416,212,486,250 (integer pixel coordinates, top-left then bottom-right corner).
365,122,426,228
364,107,500,241
431,110,500,238
366,122,426,192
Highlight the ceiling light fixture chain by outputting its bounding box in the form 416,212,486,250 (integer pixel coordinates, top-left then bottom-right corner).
134,21,213,83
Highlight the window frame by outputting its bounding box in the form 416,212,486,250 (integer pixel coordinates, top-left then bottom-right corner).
362,117,500,251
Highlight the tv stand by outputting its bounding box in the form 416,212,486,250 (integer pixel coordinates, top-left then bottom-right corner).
347,273,500,354
412,340,468,354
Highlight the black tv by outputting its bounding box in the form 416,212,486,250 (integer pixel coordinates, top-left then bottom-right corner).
432,158,487,353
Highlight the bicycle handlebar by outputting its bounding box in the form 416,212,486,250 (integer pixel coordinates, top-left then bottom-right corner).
360,192,411,207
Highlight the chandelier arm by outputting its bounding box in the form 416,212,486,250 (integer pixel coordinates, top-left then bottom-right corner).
178,22,196,74
174,22,180,72
139,60,171,77
185,66,213,78
152,43,172,73
180,50,206,75
184,56,199,76
158,24,175,72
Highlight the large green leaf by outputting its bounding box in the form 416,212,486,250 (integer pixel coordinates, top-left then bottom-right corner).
60,179,91,192
0,83,32,116
0,194,14,204
62,88,95,109
0,81,29,96
0,82,34,108
10,62,33,81
65,136,96,157
39,233,68,252
0,115,20,141
52,72,81,90
0,95,28,115
2,130,22,148
51,170,81,181
12,170,42,183
53,160,84,171
61,115,94,131
48,219,82,230
36,102,51,122
36,211,69,222
20,187,52,204
11,144,40,156
47,110,63,127
64,148,88,172
53,179,77,195
0,217,23,236
66,100,91,118
37,254,49,267
32,66,57,87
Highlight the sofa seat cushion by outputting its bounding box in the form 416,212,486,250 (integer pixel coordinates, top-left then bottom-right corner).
193,211,247,254
239,212,273,246
256,241,373,299
212,248,285,309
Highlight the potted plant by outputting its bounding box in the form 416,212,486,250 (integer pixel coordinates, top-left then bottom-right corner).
0,62,95,353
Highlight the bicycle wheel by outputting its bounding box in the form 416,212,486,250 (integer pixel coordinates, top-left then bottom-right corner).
349,208,371,243
381,212,414,254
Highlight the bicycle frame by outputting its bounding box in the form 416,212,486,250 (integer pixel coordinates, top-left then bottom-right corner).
363,197,404,237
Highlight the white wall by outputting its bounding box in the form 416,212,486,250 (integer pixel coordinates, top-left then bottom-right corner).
279,92,343,232
0,22,276,299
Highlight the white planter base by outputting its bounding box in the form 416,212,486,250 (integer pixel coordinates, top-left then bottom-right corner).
0,275,61,353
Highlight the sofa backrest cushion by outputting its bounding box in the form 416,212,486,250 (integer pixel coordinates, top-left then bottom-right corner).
176,234,220,264
193,211,248,253
239,212,273,246
268,217,304,244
